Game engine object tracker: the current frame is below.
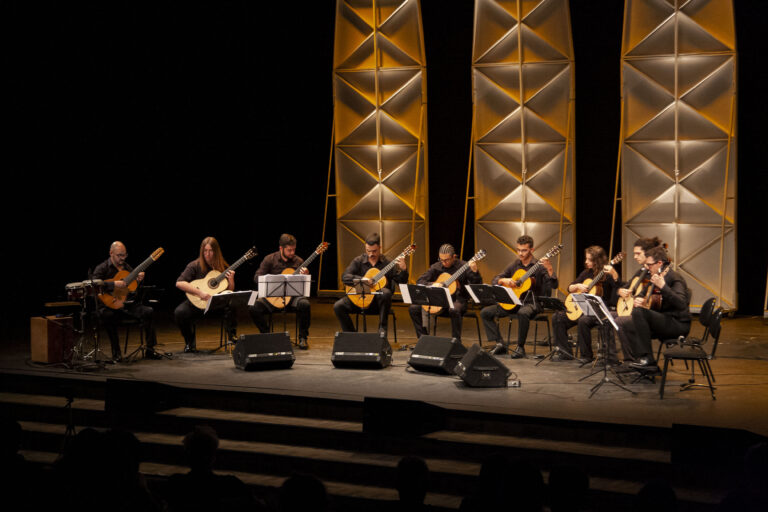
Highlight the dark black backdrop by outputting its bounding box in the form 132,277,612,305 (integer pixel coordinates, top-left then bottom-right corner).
2,1,765,340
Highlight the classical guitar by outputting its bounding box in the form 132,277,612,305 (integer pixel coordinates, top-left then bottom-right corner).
564,252,625,321
616,268,649,317
98,248,164,310
499,243,564,311
265,242,330,309
642,264,670,311
422,249,487,315
186,247,258,309
345,244,416,309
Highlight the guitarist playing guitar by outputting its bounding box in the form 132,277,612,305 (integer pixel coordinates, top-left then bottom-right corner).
408,244,482,342
551,246,622,363
481,235,559,359
92,241,161,361
249,234,327,350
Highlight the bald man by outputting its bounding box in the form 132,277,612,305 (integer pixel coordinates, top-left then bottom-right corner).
92,241,160,361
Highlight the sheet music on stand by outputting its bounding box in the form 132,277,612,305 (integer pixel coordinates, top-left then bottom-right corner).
346,281,382,296
257,274,310,301
466,284,521,307
570,293,618,331
205,290,254,314
399,283,455,310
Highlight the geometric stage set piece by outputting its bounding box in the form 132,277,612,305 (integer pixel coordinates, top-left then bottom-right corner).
332,0,429,286
621,0,737,311
472,0,576,294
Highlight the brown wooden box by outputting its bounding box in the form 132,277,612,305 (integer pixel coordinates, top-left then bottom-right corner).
30,316,74,363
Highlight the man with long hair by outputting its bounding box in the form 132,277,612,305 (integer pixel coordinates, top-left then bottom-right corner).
175,237,236,353
551,245,619,362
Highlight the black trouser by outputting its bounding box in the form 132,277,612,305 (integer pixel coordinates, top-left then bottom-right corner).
174,300,237,349
408,296,468,340
99,304,156,358
613,313,638,362
333,288,393,335
627,307,690,362
249,297,311,339
551,310,617,361
481,303,539,347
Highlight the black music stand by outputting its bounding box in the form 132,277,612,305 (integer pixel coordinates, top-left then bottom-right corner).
347,280,382,332
530,296,574,365
258,274,310,342
400,283,454,348
573,294,635,398
206,290,254,353
466,284,521,307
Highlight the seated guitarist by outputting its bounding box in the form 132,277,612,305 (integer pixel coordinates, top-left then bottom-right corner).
482,235,558,358
551,246,619,363
333,233,408,337
92,241,159,361
408,244,481,342
174,237,236,353
248,234,311,350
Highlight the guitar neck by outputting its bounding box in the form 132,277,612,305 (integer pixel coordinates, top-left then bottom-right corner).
212,254,248,286
294,251,319,275
124,255,155,285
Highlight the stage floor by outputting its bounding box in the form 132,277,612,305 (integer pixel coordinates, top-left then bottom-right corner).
3,301,768,435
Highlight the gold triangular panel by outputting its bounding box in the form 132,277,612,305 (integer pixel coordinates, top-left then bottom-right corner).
379,111,419,144
521,62,569,103
344,0,376,29
479,182,523,221
381,74,423,137
678,54,731,97
334,77,376,143
524,108,566,141
681,0,735,49
476,224,518,285
627,57,675,95
337,221,373,286
337,145,378,174
483,186,562,222
677,101,728,139
525,142,566,176
678,140,726,179
381,144,419,177
339,220,380,245
523,0,573,58
474,70,521,138
628,187,676,224
677,186,726,224
473,0,518,63
681,59,735,134
476,26,521,64
479,108,523,143
525,64,570,135
623,64,675,139
520,24,568,62
626,104,675,141
476,65,522,102
337,34,377,70
378,68,421,105
337,70,377,105
474,145,522,218
526,149,573,222
676,225,729,265
376,32,421,68
626,141,675,175
335,3,374,68
381,220,421,255
336,150,378,217
681,149,734,222
677,12,732,54
340,183,414,221
626,13,675,57
382,151,426,215
337,111,378,145
677,227,735,304
623,152,674,220
379,0,424,65
623,0,674,56
478,143,523,178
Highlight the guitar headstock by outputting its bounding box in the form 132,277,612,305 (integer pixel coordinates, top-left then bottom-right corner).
471,249,487,262
151,248,165,260
544,244,564,259
611,252,626,265
315,242,330,254
401,244,417,257
244,247,259,260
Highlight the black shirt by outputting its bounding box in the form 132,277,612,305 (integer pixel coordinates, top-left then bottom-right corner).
92,258,134,292
492,259,558,297
416,259,482,300
253,251,304,284
570,268,618,308
342,254,409,291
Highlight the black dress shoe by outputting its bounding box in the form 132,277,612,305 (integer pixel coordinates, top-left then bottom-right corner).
184,345,197,354
629,357,657,369
111,355,122,364
551,353,567,362
490,342,508,355
510,345,526,359
298,338,309,350
144,350,163,360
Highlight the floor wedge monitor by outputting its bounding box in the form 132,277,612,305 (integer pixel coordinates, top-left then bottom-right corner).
407,335,467,375
331,332,392,369
455,343,511,387
233,332,295,371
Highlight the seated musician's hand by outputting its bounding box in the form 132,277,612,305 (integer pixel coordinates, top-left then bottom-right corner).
633,297,645,308
199,291,211,301
574,284,589,293
541,257,553,274
397,258,407,271
469,261,478,272
226,270,235,280
361,277,373,285
300,268,309,275
650,273,665,289
114,280,127,289
618,288,630,298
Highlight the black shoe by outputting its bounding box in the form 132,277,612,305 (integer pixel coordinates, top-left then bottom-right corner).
111,355,122,363
510,345,526,359
144,350,163,360
578,357,594,365
490,342,507,355
629,357,658,369
551,353,568,362
227,330,238,343
184,345,197,354
298,338,309,350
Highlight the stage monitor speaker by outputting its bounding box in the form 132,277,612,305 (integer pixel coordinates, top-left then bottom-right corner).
30,316,74,363
455,343,511,387
407,335,467,374
233,332,295,371
331,332,391,369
